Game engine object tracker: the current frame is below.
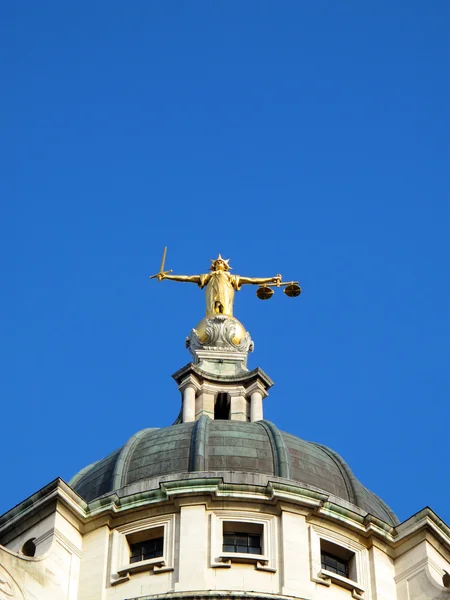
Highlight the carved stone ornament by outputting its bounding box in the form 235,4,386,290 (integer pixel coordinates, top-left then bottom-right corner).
186,315,254,356
0,565,24,600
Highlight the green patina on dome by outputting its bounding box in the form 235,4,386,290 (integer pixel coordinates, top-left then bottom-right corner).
69,418,398,526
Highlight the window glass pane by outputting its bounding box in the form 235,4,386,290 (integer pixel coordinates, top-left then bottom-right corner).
321,551,348,577
222,531,261,554
130,537,164,563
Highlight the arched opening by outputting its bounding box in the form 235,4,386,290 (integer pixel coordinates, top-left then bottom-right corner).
21,538,36,557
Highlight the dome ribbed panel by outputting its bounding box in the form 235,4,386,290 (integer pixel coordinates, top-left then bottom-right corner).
111,428,158,491
207,421,275,474
258,421,290,478
353,482,399,525
282,432,351,501
72,448,121,502
311,442,400,525
125,422,194,484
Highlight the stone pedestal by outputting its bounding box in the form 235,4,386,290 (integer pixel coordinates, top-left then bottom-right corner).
174,315,272,424
186,315,253,376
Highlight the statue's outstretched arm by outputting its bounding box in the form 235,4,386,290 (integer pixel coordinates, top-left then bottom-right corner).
158,273,202,284
239,274,282,286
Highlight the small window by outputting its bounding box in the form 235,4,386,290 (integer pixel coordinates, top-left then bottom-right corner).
223,532,262,554
112,517,175,585
321,551,348,578
130,537,163,563
222,521,263,555
320,539,356,581
127,526,164,565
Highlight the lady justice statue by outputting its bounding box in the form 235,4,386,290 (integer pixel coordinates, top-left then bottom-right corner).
151,249,283,318
151,249,300,373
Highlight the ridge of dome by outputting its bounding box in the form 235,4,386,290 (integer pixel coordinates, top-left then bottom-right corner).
110,427,159,492
258,421,290,479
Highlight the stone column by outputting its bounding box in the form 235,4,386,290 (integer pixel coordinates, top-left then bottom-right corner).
183,385,196,423
178,376,200,423
250,391,263,421
246,381,267,422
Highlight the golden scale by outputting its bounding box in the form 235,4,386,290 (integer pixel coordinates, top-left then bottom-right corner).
255,280,301,300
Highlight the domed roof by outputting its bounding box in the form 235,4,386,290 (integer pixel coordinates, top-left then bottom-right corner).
69,418,398,526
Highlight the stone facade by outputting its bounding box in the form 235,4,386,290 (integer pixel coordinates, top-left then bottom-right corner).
0,476,449,600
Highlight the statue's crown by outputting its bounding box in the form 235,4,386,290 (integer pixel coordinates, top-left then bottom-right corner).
209,254,232,270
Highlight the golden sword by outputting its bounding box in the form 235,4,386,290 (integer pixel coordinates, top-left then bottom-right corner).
149,246,172,279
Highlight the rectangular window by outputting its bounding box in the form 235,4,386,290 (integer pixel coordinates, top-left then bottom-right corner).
321,551,349,578
320,538,355,581
222,521,263,556
309,525,365,597
223,532,262,555
111,516,175,586
130,537,163,563
127,525,164,565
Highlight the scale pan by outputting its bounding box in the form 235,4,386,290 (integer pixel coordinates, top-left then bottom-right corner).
256,285,274,300
284,283,301,298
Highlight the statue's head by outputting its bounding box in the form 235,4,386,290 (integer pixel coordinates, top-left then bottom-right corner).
210,254,231,271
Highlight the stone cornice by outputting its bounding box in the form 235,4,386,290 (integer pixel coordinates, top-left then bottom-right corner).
1,477,449,555
0,479,86,539
172,363,274,389
394,507,450,553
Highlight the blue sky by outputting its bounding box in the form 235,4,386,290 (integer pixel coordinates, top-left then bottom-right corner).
1,2,449,524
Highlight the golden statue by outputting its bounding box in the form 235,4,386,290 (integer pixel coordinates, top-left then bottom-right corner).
150,248,301,318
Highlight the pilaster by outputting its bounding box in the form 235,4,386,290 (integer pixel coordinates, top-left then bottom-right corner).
229,387,248,421
195,384,216,420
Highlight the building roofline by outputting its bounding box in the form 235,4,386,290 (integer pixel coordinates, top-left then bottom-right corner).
1,475,448,553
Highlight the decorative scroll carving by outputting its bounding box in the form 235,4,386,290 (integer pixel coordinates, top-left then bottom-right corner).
0,565,23,600
0,577,14,598
186,316,254,356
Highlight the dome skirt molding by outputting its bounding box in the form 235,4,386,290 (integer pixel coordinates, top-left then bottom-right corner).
125,592,311,600
0,477,401,546
2,478,449,555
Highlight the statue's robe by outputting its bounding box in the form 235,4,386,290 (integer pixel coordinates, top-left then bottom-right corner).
199,271,241,317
